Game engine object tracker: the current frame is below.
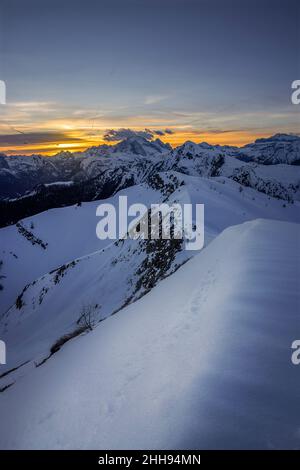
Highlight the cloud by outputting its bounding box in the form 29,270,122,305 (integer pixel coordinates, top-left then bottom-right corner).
0,132,83,146
153,128,174,136
103,128,175,142
9,101,55,110
203,129,237,135
103,128,154,142
144,95,168,105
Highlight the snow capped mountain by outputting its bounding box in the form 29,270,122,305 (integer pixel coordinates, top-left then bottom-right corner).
240,133,300,165
111,136,171,157
0,219,299,449
169,139,300,202
0,151,83,199
1,134,300,228
1,134,299,202
173,139,239,160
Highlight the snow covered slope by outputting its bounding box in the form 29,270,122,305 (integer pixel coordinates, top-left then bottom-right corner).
2,167,299,316
0,219,299,449
0,184,160,313
1,171,299,378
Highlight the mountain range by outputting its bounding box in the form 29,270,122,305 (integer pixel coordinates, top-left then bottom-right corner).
1,133,300,227
0,133,299,449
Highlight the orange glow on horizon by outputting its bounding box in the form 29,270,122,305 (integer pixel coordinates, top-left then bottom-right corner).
0,129,279,156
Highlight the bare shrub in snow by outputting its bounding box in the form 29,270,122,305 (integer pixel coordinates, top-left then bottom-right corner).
77,304,99,331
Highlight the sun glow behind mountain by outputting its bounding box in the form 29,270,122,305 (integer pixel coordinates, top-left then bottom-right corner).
0,123,284,156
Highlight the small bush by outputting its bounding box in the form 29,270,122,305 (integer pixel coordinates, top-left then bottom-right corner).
77,304,100,331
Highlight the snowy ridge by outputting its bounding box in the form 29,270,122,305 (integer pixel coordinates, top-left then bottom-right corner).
0,219,299,449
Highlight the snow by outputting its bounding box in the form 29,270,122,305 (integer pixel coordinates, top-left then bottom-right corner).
242,134,300,164
44,181,74,187
1,134,300,449
1,172,299,378
0,184,160,313
0,219,299,449
2,133,300,200
2,171,300,368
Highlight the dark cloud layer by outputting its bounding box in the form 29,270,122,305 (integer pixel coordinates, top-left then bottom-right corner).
0,132,82,146
152,129,174,136
104,128,174,142
103,129,153,142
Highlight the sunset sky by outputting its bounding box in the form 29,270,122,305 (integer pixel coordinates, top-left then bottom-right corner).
0,0,299,155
